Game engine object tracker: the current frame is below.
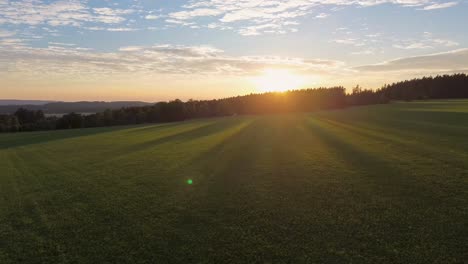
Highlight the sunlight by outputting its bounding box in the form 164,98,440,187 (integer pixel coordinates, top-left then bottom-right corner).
252,69,306,93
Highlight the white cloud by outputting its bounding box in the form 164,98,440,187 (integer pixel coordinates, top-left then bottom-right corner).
356,48,468,72
165,19,196,26
0,38,24,46
333,38,365,46
0,30,15,38
119,46,144,52
422,1,458,10
332,31,458,52
393,32,459,49
145,15,160,20
106,28,138,32
170,8,223,20
393,42,433,49
93,8,135,16
0,42,345,79
316,13,329,19
48,42,76,47
164,0,441,35
85,27,138,32
0,0,134,27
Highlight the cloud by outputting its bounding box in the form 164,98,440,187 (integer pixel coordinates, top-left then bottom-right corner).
393,32,459,49
169,8,223,20
119,46,144,52
0,38,24,46
316,13,330,19
0,0,134,27
164,0,442,35
422,1,458,10
145,15,160,20
332,30,458,53
356,48,468,72
0,30,15,38
49,42,76,47
333,38,366,46
93,8,135,16
106,28,139,32
393,42,434,49
0,43,345,79
85,27,139,32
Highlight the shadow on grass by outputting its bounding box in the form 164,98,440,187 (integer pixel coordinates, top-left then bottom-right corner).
153,120,265,257
0,118,242,151
123,119,200,134
318,118,414,147
393,109,468,126
303,118,415,196
182,118,260,176
0,126,136,150
125,117,253,153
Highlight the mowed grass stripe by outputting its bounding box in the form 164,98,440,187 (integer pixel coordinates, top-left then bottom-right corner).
0,100,467,263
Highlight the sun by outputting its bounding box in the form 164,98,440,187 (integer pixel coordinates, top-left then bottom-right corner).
252,69,306,93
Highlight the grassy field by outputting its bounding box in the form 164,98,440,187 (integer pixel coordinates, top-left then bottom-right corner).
1,100,467,263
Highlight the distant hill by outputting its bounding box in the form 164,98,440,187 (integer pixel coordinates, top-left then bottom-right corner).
0,100,56,106
0,101,153,114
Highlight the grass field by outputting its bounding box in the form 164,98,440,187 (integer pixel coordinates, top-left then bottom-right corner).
1,100,467,263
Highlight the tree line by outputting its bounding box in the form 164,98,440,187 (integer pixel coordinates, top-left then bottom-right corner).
1,74,467,133
0,101,152,115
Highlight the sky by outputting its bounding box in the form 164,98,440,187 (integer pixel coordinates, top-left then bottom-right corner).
0,0,467,101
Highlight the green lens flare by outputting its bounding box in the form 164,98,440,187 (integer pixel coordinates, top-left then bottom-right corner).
187,179,193,185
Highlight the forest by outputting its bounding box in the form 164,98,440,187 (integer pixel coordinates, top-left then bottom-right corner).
1,74,467,132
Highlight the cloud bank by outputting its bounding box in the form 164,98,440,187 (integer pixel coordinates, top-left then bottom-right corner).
356,48,468,72
0,42,344,79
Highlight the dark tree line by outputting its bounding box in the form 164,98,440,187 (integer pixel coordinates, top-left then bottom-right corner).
378,74,468,101
1,74,467,133
0,101,152,115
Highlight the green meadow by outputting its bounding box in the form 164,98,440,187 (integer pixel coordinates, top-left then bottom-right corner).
1,100,467,263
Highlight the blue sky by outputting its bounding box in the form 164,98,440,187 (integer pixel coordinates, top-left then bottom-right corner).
0,0,467,101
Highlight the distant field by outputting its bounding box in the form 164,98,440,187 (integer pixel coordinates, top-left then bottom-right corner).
1,100,467,263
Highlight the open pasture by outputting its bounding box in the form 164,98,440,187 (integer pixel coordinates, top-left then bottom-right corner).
1,100,467,263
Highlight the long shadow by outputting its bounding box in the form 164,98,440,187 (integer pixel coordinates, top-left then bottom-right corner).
181,118,260,174
124,117,252,153
303,118,419,197
153,119,263,237
124,117,237,134
319,117,468,159
393,109,468,127
306,117,468,203
124,119,204,134
0,125,137,150
116,119,260,234
318,118,415,147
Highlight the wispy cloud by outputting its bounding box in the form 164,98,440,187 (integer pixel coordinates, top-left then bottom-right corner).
332,30,459,53
48,42,76,47
0,30,15,38
333,38,365,47
85,27,139,32
356,49,468,72
0,0,134,27
163,0,449,35
0,43,345,79
145,15,161,20
316,13,330,19
393,32,459,49
422,1,458,10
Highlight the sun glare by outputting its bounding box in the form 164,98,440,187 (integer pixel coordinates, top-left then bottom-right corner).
252,69,306,93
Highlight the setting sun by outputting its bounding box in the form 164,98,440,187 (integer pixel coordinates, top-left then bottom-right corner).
252,69,306,93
